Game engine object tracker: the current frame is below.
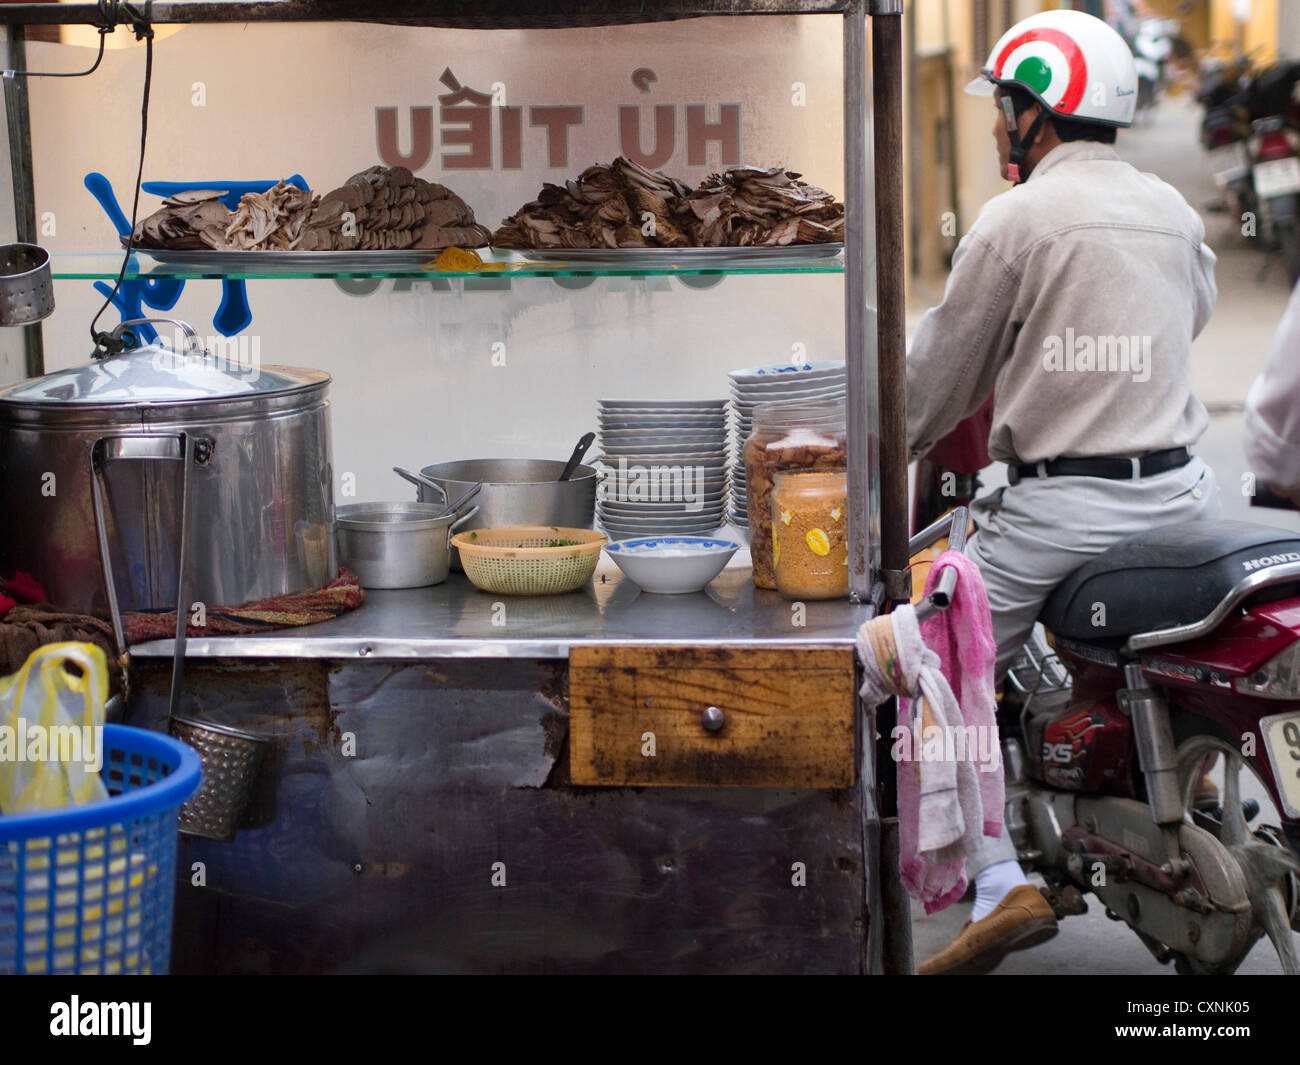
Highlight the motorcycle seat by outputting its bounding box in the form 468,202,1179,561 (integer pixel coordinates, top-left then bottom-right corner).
1040,520,1300,643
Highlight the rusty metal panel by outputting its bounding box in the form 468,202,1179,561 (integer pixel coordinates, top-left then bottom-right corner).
130,657,875,973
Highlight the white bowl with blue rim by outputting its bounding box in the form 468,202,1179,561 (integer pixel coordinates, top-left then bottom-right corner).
727,360,845,385
604,535,742,594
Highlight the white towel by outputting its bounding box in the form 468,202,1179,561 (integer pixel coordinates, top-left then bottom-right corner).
856,603,985,909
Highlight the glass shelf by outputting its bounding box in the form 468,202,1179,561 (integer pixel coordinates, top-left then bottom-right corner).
51,250,847,281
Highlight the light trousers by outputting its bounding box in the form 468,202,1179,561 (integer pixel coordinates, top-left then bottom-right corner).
963,456,1222,875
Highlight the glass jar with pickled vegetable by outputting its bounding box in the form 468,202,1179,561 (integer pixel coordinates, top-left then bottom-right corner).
771,470,849,599
742,399,846,589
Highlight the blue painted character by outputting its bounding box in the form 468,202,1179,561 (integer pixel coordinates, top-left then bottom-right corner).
85,172,309,343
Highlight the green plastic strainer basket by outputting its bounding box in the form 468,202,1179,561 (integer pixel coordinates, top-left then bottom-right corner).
451,526,607,595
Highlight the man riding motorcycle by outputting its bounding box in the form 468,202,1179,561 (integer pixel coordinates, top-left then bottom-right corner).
904,9,1222,974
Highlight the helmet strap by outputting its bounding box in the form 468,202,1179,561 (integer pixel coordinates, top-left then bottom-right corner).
1001,96,1052,184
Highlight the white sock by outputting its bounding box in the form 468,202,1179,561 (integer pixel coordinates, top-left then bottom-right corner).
971,860,1028,922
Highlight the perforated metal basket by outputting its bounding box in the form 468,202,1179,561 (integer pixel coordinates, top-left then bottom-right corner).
168,717,265,842
0,243,53,325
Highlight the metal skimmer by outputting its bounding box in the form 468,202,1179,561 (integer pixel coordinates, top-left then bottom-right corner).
168,716,266,841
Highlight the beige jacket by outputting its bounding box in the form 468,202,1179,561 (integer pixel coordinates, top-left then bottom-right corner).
906,141,1216,464
1243,281,1300,494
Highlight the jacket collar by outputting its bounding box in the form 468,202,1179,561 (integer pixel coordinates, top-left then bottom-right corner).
1028,140,1122,181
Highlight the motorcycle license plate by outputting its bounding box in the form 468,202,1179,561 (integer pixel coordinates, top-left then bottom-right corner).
1254,157,1300,199
1260,711,1300,818
1210,144,1250,186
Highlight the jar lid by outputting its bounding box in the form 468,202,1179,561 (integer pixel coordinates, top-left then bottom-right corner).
774,469,848,484
0,342,328,406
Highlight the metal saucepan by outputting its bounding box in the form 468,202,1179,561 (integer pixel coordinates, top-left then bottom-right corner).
412,459,598,568
336,502,480,589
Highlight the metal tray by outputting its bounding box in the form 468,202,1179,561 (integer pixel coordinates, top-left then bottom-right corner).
518,243,844,265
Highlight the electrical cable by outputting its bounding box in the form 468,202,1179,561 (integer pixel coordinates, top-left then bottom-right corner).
6,27,109,80
89,5,154,355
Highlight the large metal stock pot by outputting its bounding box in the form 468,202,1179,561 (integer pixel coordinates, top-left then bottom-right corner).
413,458,597,569
0,322,335,614
414,458,597,531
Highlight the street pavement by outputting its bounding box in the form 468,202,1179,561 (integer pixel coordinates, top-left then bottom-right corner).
904,93,1298,976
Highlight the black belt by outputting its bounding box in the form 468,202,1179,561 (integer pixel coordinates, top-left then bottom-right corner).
1007,447,1191,486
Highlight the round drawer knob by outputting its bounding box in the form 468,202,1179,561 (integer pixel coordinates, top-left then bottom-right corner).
701,705,725,732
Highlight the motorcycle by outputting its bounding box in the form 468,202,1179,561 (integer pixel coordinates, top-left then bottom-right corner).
1198,53,1300,285
911,422,1300,975
1132,17,1183,117
1197,54,1257,228
1245,61,1300,285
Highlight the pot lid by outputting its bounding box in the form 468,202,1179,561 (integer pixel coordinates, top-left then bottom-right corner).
0,344,328,406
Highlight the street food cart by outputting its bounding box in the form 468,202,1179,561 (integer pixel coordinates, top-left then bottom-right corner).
0,0,916,973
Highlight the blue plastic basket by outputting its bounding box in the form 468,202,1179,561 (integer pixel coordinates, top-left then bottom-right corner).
0,724,201,974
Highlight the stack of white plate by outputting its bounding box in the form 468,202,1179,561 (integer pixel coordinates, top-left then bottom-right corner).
597,399,729,539
728,361,847,527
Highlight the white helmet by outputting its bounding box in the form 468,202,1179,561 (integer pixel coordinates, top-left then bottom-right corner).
966,9,1139,128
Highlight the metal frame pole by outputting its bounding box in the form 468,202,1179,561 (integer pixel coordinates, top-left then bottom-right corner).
4,24,43,377
843,0,871,602
870,0,908,604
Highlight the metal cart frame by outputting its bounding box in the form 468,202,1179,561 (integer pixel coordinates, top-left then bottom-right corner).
0,0,910,604
0,1,915,974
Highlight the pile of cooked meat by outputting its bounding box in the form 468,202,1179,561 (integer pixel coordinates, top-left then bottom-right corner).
492,159,844,249
687,166,844,247
297,166,490,250
491,157,695,249
127,166,491,252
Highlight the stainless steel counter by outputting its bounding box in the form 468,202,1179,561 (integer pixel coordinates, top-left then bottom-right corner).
132,553,876,660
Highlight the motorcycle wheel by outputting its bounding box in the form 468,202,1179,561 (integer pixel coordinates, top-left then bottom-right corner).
1168,731,1300,975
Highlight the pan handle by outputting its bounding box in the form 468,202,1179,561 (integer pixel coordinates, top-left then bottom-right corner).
444,505,480,555
448,505,480,538
94,318,206,361
90,431,195,718
393,465,448,504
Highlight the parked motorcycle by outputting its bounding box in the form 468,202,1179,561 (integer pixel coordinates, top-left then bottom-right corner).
1198,53,1300,285
1245,60,1300,284
1197,54,1258,227
1132,17,1184,116
911,423,1300,974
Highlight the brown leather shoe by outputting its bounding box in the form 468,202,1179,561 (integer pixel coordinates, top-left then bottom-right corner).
1194,772,1219,811
917,884,1058,975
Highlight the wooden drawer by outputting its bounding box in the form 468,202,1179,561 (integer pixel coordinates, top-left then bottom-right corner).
568,645,857,788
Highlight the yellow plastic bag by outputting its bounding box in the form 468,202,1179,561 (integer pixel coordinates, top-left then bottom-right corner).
0,642,111,814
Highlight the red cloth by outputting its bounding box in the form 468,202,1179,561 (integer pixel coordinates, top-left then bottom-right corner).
0,570,45,621
5,572,47,604
122,568,365,643
0,569,365,691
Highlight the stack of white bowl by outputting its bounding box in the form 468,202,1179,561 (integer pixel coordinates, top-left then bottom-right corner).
728,361,848,528
596,399,729,539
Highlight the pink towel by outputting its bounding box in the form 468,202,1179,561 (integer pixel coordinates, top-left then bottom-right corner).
918,550,1004,839
855,550,1005,914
